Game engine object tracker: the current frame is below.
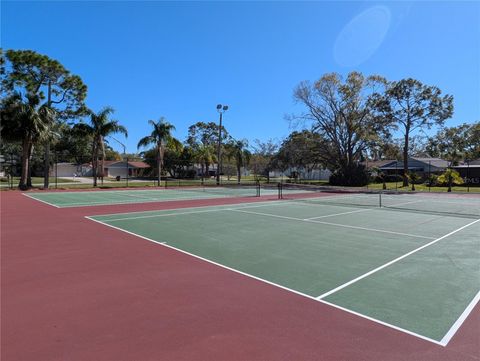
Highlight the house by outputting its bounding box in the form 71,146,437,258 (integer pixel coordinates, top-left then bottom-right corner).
102,160,150,178
368,157,480,184
51,160,150,178
48,163,83,177
452,159,480,184
269,167,331,180
374,157,449,175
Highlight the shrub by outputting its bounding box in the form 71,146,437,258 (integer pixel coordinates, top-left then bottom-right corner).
329,164,369,186
437,169,463,192
176,169,196,179
384,174,404,183
424,174,438,187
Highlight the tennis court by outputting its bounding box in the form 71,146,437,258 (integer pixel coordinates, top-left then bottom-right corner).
23,185,271,207
88,191,480,346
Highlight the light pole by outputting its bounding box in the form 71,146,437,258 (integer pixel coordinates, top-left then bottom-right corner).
109,136,127,186
216,104,228,186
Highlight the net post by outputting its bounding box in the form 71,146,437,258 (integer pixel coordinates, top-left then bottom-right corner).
278,182,283,199
256,180,260,197
379,192,382,208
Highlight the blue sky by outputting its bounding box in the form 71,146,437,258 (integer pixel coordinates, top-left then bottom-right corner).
2,1,479,153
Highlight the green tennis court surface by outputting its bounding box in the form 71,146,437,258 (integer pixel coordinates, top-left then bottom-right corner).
24,186,280,207
89,196,480,345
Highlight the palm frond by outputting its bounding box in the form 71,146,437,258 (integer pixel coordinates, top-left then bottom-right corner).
137,135,155,149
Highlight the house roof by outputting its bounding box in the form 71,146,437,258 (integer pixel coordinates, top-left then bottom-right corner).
126,161,150,168
82,160,150,168
365,160,397,169
453,164,480,168
376,157,449,171
467,159,480,165
368,158,478,169
410,157,449,168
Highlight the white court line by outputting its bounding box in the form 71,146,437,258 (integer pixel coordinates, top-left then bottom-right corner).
55,188,262,207
316,218,480,301
440,290,480,345
97,201,289,222
104,208,231,222
89,199,284,219
382,199,423,208
54,194,222,207
230,209,435,240
304,208,371,220
122,192,160,200
24,187,251,208
292,199,426,222
22,193,61,208
84,215,446,346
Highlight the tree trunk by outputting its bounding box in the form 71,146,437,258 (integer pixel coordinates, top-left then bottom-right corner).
402,135,409,187
19,138,31,190
27,143,34,187
43,80,53,189
100,138,106,185
92,144,98,187
43,143,50,189
157,146,161,187
237,165,241,184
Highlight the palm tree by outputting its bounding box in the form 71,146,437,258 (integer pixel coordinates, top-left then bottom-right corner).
438,169,463,192
74,107,127,187
137,117,179,186
0,93,55,190
408,172,420,191
193,144,216,183
226,139,251,184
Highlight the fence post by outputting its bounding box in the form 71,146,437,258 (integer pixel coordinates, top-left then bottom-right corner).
428,161,431,192
395,161,398,191
365,157,370,190
10,152,14,189
467,160,470,193
126,156,129,188
55,151,58,189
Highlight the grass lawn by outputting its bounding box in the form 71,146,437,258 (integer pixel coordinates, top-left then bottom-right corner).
367,181,480,193
1,176,76,186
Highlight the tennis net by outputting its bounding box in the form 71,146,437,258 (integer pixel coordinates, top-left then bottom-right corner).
172,183,261,198
278,183,480,219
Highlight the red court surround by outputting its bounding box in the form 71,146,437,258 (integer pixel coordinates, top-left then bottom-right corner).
2,190,479,361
